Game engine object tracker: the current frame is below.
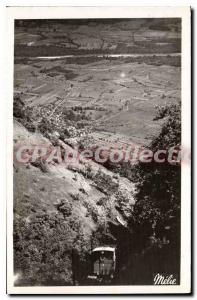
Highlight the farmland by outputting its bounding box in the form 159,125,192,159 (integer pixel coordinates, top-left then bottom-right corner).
14,19,181,148
14,55,180,146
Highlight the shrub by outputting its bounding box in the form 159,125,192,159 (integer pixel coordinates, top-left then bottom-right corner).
13,95,25,119
55,199,73,217
14,212,74,286
31,158,49,173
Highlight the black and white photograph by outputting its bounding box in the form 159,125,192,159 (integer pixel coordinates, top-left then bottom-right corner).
6,6,191,294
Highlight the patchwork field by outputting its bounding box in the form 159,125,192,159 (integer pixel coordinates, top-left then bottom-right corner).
14,56,181,146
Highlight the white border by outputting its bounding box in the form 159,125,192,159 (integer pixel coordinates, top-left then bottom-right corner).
6,6,191,294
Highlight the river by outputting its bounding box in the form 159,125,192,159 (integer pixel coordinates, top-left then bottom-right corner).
19,53,181,60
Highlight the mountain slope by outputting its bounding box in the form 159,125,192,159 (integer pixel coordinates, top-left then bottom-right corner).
13,120,135,285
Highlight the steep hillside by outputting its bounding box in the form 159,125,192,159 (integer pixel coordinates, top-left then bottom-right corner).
14,120,135,285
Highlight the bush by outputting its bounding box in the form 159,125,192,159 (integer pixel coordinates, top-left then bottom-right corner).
14,197,94,286
55,199,73,217
31,158,49,173
14,212,74,286
13,95,25,119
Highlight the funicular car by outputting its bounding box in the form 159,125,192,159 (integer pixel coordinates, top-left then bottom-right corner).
87,246,116,284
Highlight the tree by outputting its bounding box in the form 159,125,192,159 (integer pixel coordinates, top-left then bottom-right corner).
116,102,181,284
133,102,181,278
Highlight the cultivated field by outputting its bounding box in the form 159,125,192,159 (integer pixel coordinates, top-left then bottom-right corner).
14,56,181,147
